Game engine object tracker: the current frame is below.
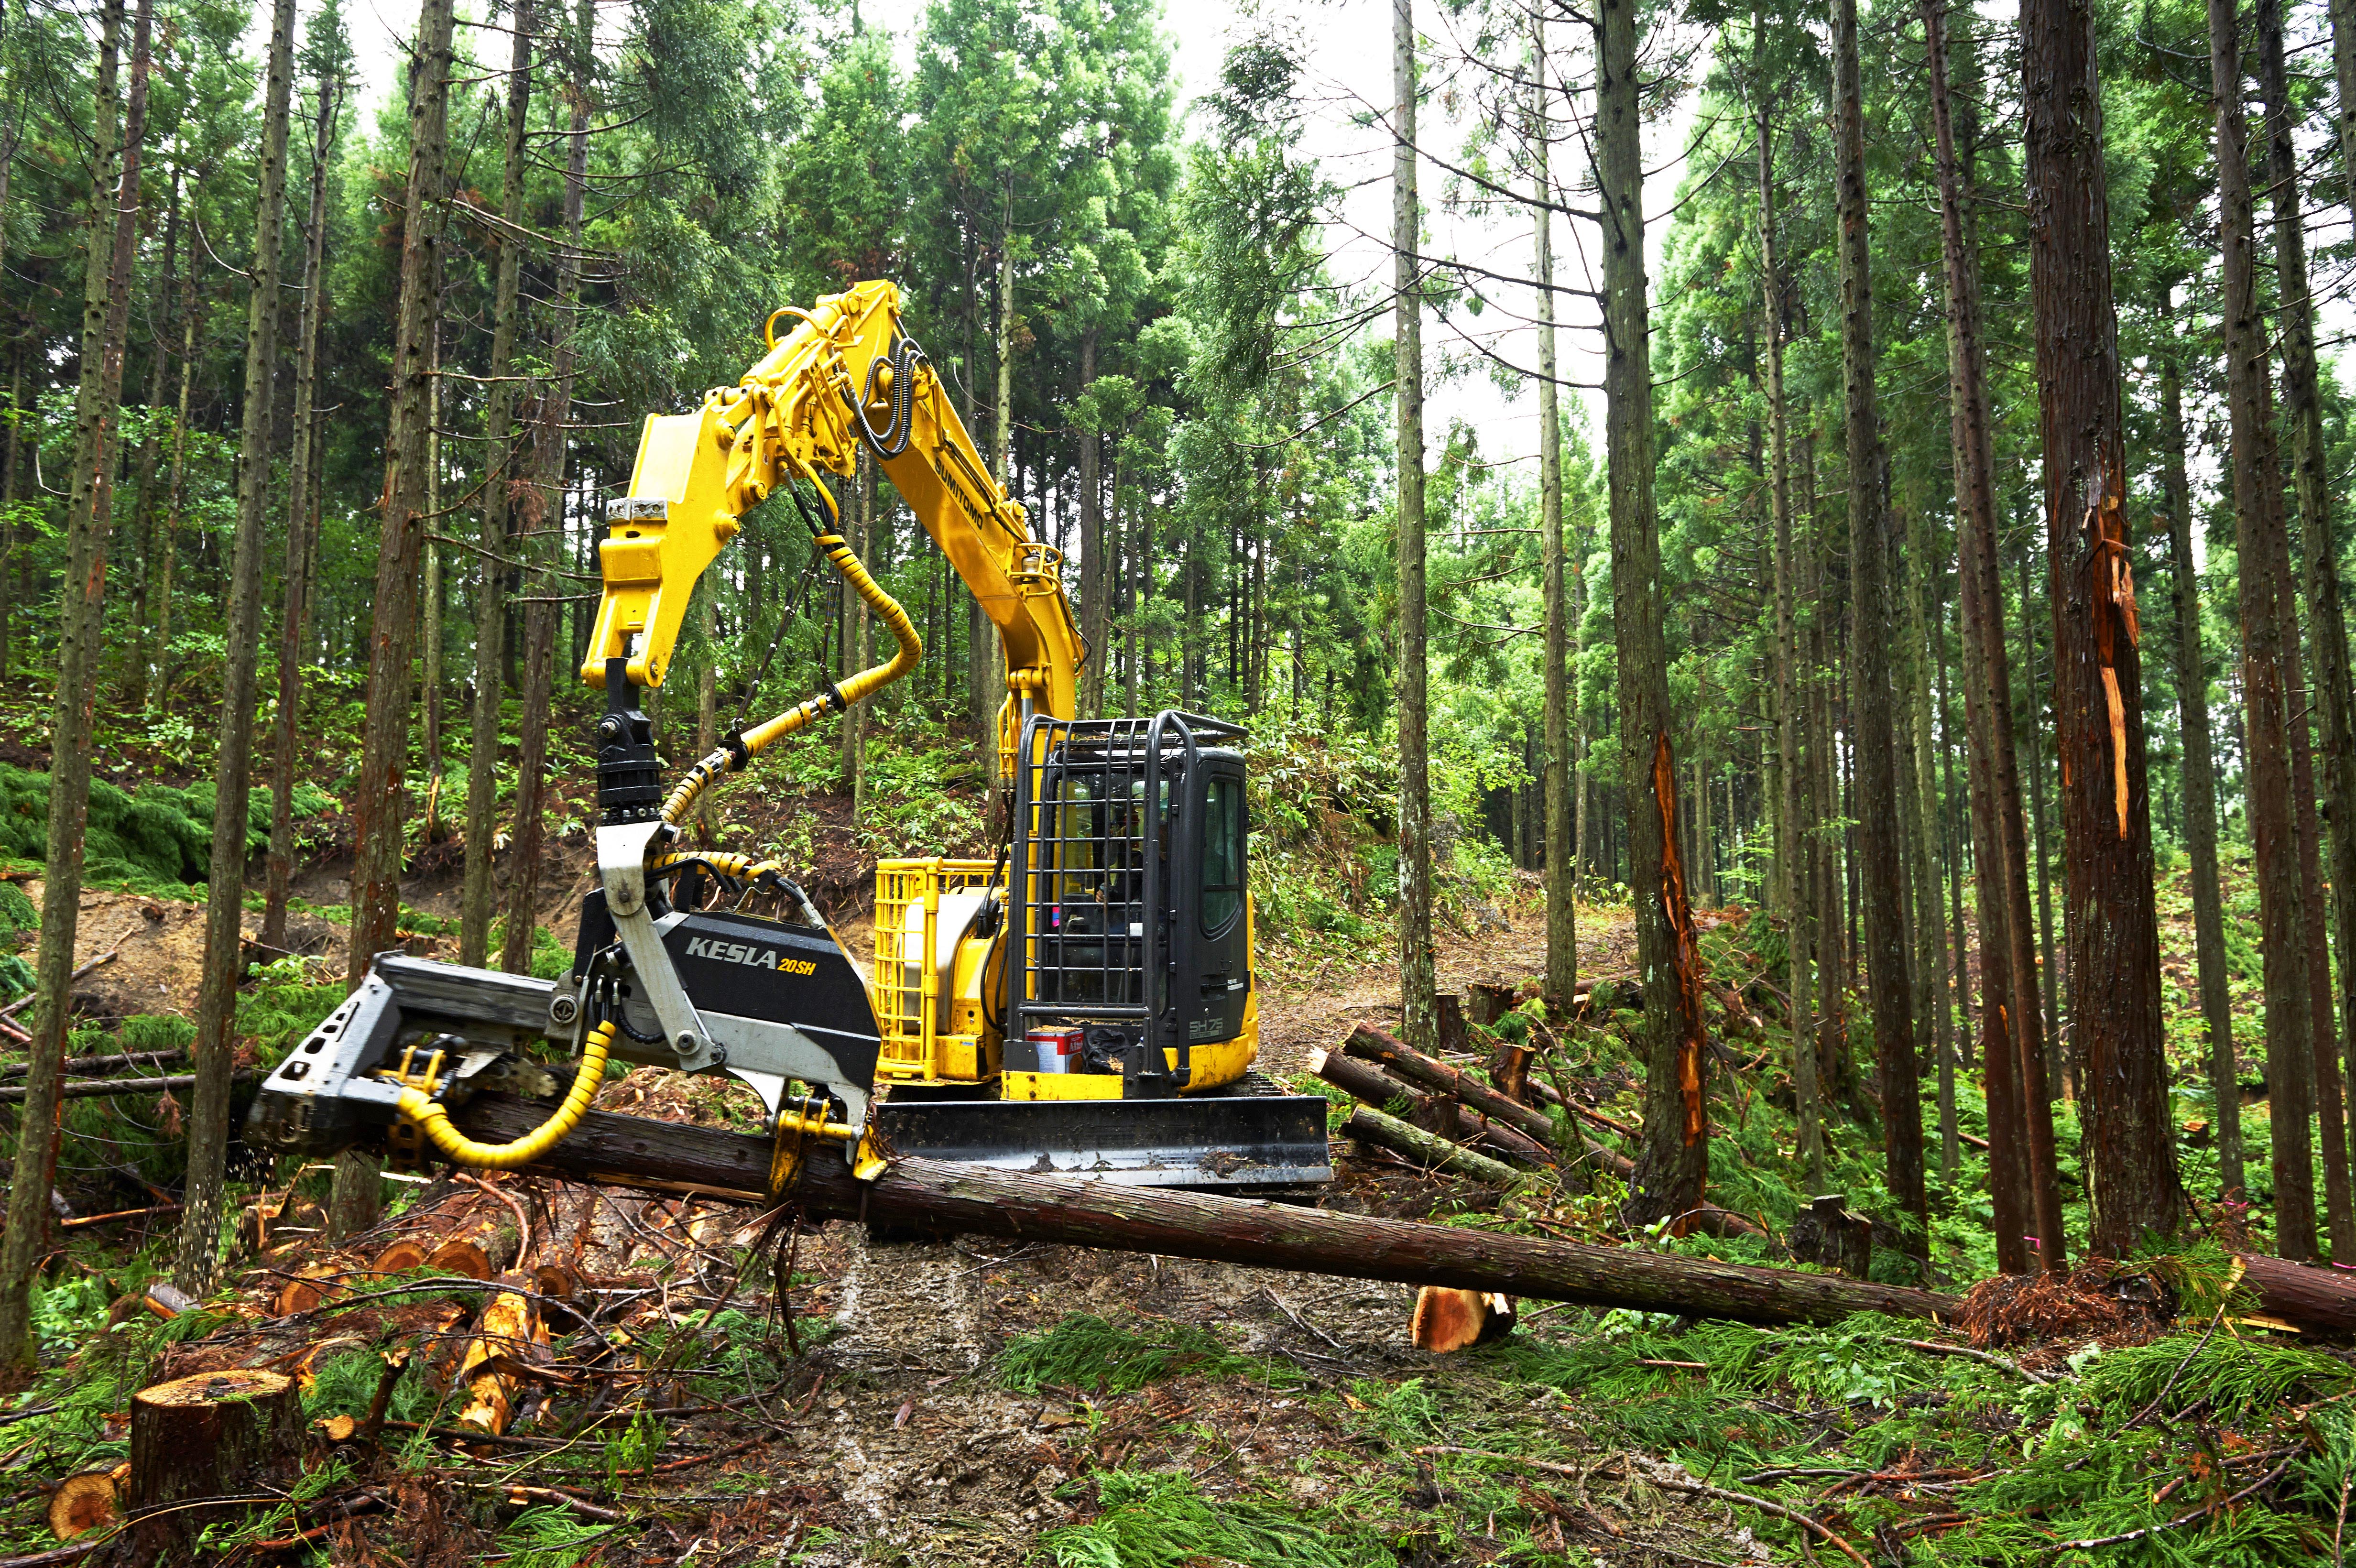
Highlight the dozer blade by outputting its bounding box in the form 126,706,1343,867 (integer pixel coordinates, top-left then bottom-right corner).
872,1089,1333,1189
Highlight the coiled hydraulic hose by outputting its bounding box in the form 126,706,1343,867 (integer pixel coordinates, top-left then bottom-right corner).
658,491,923,829
651,849,781,880
394,1022,614,1171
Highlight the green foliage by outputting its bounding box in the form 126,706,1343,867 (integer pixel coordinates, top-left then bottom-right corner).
236,975,349,1067
0,879,36,941
997,1313,1274,1396
0,766,337,896
494,1507,617,1568
1046,1470,1383,1568
2079,1331,2354,1426
603,1411,666,1488
303,1348,436,1427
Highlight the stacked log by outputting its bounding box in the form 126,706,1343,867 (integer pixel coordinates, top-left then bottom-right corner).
1308,1047,1554,1170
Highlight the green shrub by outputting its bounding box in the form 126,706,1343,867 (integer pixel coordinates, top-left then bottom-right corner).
0,765,338,892
0,879,37,940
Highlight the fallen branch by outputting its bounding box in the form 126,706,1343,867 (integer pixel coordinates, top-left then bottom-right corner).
58,1205,181,1231
0,942,131,1021
0,1051,185,1081
0,1073,246,1104
1416,1446,1871,1568
2041,1450,2301,1554
1897,1338,2050,1384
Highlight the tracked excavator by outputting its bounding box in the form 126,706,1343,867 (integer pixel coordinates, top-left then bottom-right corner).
247,281,1331,1194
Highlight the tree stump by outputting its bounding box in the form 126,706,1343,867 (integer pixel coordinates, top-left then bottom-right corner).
1788,1195,1874,1279
1467,982,1519,1029
1436,993,1468,1056
1491,1041,1536,1107
1410,1286,1518,1352
127,1370,301,1550
47,1464,126,1540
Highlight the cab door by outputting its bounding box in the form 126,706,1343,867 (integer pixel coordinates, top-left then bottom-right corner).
1171,755,1250,1053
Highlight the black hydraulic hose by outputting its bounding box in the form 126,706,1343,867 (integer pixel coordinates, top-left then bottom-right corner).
848,333,922,460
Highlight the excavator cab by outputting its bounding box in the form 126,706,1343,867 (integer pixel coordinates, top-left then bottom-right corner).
1009,713,1251,1092
867,711,1330,1187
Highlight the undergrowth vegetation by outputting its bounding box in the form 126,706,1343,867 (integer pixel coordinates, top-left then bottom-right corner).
1000,1299,2356,1566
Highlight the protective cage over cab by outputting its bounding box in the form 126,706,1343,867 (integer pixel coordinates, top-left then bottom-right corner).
867,711,1331,1188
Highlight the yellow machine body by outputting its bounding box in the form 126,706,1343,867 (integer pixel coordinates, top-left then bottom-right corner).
869,858,1260,1102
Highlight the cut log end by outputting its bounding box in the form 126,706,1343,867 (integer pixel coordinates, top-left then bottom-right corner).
1411,1286,1518,1353
426,1238,493,1280
371,1239,429,1274
274,1263,344,1318
47,1467,125,1541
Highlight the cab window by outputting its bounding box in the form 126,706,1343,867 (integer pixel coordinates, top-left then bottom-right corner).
1200,774,1244,934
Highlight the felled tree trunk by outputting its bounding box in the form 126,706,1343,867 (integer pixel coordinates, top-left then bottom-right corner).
1309,1047,1555,1167
452,1095,1944,1326
1342,1107,1530,1189
1342,1024,1563,1149
127,1370,301,1551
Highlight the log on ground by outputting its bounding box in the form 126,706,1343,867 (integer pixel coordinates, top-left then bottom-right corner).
448,1093,1950,1326
1342,1106,1531,1188
1342,1023,1563,1147
1309,1047,1555,1166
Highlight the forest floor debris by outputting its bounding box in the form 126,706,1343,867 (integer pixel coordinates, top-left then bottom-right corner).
0,874,2350,1562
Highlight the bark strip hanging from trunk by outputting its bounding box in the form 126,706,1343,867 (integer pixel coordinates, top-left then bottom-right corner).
447,1094,1950,1326
2023,0,2179,1258
1596,0,1708,1229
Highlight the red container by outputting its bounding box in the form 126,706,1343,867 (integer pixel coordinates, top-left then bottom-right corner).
1026,1026,1084,1074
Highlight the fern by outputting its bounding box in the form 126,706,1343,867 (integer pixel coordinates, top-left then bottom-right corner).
1046,1470,1384,1568
998,1313,1283,1396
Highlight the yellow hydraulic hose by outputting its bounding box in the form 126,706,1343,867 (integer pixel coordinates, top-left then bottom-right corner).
658,513,924,829
394,1022,614,1171
650,850,782,880
741,521,922,753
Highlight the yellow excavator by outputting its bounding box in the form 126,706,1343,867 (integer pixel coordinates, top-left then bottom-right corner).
248,281,1331,1190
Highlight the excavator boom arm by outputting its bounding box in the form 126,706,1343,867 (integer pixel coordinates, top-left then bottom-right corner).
580,280,1079,771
